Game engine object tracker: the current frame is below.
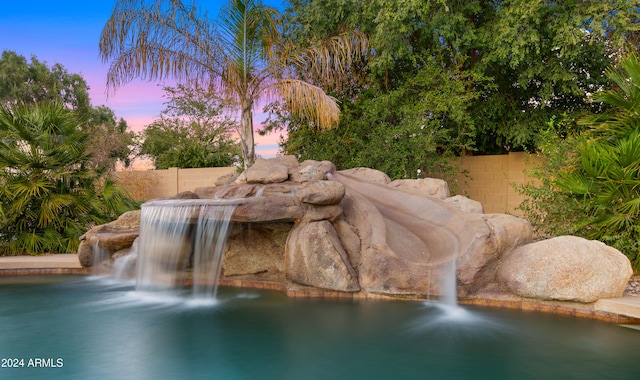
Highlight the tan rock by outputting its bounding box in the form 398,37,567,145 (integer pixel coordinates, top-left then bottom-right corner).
456,214,533,287
333,218,361,266
389,178,451,199
497,236,632,302
231,195,304,222
77,241,93,268
299,205,342,223
444,195,484,214
244,158,289,184
338,167,391,184
285,221,360,292
296,180,345,205
290,160,335,182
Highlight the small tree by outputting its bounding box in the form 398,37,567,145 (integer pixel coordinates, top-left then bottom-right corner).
0,102,137,255
0,50,91,114
84,105,136,171
138,84,241,169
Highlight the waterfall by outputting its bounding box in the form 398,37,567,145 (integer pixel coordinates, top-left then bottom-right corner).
91,242,111,275
439,259,458,307
192,204,235,299
135,199,236,299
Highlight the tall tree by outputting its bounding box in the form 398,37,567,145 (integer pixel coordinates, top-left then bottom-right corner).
283,0,640,156
139,84,241,168
0,50,135,170
99,0,366,168
0,50,91,115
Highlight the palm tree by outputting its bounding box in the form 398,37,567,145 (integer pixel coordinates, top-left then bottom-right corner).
0,102,137,255
99,0,367,167
555,53,640,269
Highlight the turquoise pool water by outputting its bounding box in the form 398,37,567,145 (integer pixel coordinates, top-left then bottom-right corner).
0,275,639,380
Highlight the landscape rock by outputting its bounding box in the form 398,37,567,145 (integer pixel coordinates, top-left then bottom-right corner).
244,158,289,184
338,167,391,184
80,210,141,252
389,178,451,199
285,221,360,292
497,236,632,302
232,195,304,222
296,180,345,205
290,160,335,182
444,195,484,213
456,213,533,289
77,241,93,267
80,157,628,304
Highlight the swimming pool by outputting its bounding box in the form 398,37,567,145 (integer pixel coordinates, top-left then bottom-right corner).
1,275,639,380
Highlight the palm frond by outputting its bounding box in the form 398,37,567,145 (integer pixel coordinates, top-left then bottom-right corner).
100,0,225,91
217,0,278,79
272,79,340,130
287,30,369,92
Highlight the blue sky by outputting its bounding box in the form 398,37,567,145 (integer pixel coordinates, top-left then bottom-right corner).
0,0,285,158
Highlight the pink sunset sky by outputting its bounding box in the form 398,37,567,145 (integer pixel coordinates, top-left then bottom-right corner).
0,0,286,161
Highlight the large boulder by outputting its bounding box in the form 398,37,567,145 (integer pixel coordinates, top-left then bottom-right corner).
497,236,632,302
285,221,360,292
232,195,304,222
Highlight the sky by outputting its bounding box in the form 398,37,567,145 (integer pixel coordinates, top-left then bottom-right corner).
0,0,286,160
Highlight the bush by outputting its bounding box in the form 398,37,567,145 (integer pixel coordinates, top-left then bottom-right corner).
0,102,138,255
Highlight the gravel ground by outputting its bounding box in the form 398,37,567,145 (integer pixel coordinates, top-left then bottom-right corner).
624,276,640,296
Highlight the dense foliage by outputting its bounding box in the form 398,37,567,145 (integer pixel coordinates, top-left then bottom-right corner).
0,50,135,171
270,0,639,180
138,84,241,169
0,50,91,114
518,54,640,270
0,102,138,255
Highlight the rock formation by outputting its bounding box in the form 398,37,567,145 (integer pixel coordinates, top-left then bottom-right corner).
78,156,632,303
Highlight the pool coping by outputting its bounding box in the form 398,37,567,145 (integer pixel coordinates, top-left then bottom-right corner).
1,254,639,325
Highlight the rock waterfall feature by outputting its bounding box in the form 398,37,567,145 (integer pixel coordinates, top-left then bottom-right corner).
78,156,632,303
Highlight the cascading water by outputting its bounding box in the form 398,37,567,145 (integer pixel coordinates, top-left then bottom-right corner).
91,242,111,275
439,258,458,307
192,204,235,299
135,199,236,299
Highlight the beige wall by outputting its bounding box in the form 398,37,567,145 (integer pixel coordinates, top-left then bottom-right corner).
115,167,237,200
116,154,539,214
456,152,539,215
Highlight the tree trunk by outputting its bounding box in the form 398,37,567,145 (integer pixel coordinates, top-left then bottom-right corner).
240,97,255,169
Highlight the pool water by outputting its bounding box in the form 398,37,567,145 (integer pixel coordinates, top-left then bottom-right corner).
0,275,639,380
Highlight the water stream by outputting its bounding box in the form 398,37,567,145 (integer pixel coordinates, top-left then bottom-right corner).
134,199,236,299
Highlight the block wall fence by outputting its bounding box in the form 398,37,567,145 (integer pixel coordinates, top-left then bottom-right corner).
115,152,539,215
